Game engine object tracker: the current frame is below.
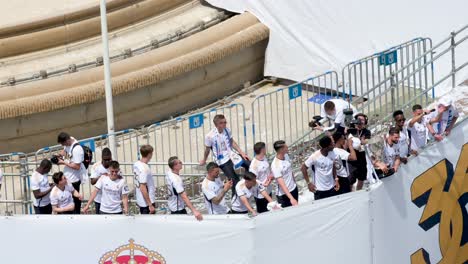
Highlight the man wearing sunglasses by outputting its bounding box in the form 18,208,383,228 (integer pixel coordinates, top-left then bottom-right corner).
392,110,410,164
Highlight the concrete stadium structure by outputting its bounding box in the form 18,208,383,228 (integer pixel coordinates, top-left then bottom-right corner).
0,0,269,153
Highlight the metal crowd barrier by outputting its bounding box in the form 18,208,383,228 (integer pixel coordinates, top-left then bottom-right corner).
342,38,434,118
251,71,340,154
141,103,247,167
0,152,30,215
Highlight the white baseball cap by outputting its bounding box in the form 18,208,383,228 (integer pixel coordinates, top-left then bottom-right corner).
438,97,453,107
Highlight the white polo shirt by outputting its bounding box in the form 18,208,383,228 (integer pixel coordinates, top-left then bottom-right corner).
332,148,350,178
408,118,428,151
205,128,233,165
201,177,229,214
95,176,129,214
30,171,52,207
427,105,460,134
320,99,357,128
90,162,108,203
271,154,296,196
397,128,410,158
383,141,400,168
63,140,87,183
165,171,185,212
231,179,266,212
249,157,273,198
50,184,75,209
133,161,155,207
305,150,337,191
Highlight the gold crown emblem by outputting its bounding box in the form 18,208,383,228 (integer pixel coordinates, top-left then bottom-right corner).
99,239,166,264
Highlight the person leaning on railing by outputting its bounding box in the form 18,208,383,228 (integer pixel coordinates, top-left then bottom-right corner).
426,98,459,142
371,127,401,178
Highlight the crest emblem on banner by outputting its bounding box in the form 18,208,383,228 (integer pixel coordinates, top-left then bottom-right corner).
410,143,468,264
99,239,166,264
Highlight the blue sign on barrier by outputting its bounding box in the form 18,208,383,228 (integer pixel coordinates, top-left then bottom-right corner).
288,83,302,100
308,94,334,104
189,114,204,129
80,139,96,152
379,50,397,66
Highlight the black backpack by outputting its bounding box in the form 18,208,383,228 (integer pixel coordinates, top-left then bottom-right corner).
71,143,93,169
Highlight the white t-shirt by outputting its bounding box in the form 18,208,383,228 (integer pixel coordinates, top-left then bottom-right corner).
201,177,229,214
0,168,3,185
205,128,233,165
30,171,52,207
133,161,155,207
95,176,130,213
332,148,350,178
90,162,108,203
231,179,265,212
50,184,75,209
165,171,185,212
271,154,296,196
320,99,357,128
249,157,273,198
431,106,460,134
383,141,400,168
408,118,428,151
63,140,87,183
397,128,410,158
305,150,337,191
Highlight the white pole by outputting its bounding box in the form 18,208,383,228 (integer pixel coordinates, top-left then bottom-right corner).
99,0,117,157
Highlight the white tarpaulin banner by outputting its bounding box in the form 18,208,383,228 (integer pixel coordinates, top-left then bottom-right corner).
206,0,468,95
0,119,466,263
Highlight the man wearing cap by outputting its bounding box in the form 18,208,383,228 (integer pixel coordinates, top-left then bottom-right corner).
426,98,459,141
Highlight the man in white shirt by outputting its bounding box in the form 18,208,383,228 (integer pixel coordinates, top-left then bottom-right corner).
332,132,357,194
271,140,298,207
407,104,430,154
231,172,276,216
373,127,401,177
302,136,339,200
393,110,410,164
165,156,203,220
200,114,250,193
31,159,54,214
89,147,112,214
427,98,459,141
249,142,273,213
316,99,357,134
84,161,129,215
133,145,156,214
57,132,87,214
50,172,82,214
201,162,232,215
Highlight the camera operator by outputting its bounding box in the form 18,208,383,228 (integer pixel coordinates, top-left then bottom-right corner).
346,113,371,191
56,132,87,214
372,127,401,177
311,99,357,134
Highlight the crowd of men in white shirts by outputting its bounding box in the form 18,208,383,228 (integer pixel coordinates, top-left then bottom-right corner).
21,96,458,220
